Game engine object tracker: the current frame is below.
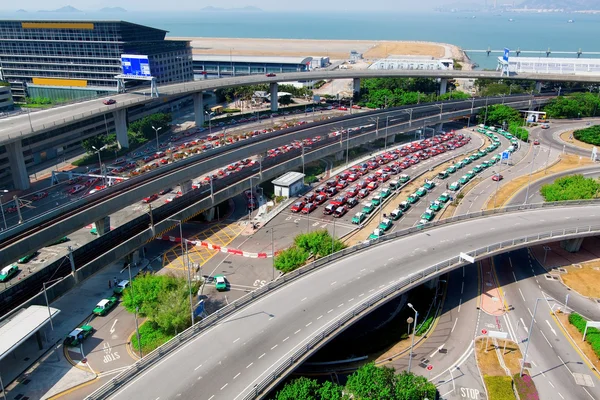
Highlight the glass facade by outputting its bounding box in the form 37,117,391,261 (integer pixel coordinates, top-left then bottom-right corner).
0,20,193,101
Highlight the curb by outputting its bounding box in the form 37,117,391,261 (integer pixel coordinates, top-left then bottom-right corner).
45,376,99,400
472,336,490,400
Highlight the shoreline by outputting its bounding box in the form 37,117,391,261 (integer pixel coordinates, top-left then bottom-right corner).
169,36,472,66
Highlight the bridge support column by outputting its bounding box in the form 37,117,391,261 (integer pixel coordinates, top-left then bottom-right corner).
113,109,129,149
334,150,344,162
435,123,444,134
193,92,205,128
180,180,193,194
534,81,542,93
561,237,584,253
352,78,361,96
439,78,448,96
203,207,216,222
270,83,278,112
6,140,30,190
93,216,110,236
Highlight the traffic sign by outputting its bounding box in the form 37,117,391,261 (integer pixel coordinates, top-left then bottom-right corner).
427,365,433,371
482,329,488,335
501,151,510,160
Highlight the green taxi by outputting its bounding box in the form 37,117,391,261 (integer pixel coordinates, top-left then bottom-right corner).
380,188,392,198
416,187,427,197
352,212,366,224
399,201,411,212
379,218,393,231
0,265,18,282
472,165,483,173
371,195,382,206
438,192,450,203
390,209,403,220
437,171,449,180
93,297,118,316
215,275,227,291
18,253,36,264
424,181,436,191
447,165,457,173
399,174,410,184
458,176,469,185
421,209,435,221
64,325,94,347
429,200,444,212
368,228,385,240
362,202,375,214
407,194,419,204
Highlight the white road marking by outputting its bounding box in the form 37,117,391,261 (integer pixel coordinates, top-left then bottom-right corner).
208,396,214,400
348,298,355,302
359,293,365,297
549,381,555,388
458,298,462,313
234,373,241,380
338,303,344,308
461,281,464,294
327,309,333,313
520,318,529,333
546,320,557,336
451,318,458,333
258,353,266,359
246,363,253,369
221,383,228,390
528,307,533,317
271,345,278,350
306,322,312,327
282,337,289,342
233,338,240,343
368,289,375,292
540,331,553,348
558,393,564,399
330,281,337,286
294,329,301,334
194,364,203,371
301,297,307,302
518,288,526,302
317,315,323,320
512,271,517,282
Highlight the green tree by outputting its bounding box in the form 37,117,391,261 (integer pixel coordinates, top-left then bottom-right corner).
274,246,309,272
121,273,182,319
275,377,343,400
573,125,600,146
82,135,107,154
345,363,397,400
543,92,600,119
128,112,172,142
540,175,600,202
154,284,193,334
439,91,470,101
478,104,521,127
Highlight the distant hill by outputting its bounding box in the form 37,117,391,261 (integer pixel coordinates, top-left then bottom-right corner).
517,0,598,9
16,9,27,12
201,5,263,12
99,7,127,12
38,5,82,12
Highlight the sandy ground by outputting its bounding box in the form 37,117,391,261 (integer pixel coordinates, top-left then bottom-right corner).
559,130,596,151
169,37,467,62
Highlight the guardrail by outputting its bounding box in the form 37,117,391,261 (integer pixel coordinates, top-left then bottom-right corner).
85,199,600,400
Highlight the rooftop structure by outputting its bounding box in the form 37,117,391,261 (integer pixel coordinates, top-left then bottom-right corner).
497,56,600,75
192,55,311,79
272,171,305,198
369,58,454,71
0,305,60,360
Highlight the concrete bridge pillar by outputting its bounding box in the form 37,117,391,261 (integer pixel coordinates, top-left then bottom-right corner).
561,237,584,253
353,78,361,96
435,123,444,134
113,109,129,149
93,216,110,236
6,140,30,190
334,150,345,162
270,83,278,112
203,207,216,222
439,78,448,96
193,92,205,128
534,81,542,93
180,180,193,194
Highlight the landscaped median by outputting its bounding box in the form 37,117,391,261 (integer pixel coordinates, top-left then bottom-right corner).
474,337,540,400
554,311,600,374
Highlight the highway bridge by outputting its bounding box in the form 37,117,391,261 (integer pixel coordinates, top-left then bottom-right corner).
85,203,600,400
0,94,546,265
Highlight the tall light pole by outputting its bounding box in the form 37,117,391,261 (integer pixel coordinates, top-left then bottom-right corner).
524,146,540,204
151,125,162,152
122,262,143,358
407,302,418,373
468,97,475,128
0,190,8,230
384,116,390,151
92,145,108,185
267,221,298,281
42,277,63,330
166,218,195,326
520,297,552,376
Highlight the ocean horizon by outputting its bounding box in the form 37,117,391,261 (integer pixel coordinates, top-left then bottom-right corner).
1,10,598,69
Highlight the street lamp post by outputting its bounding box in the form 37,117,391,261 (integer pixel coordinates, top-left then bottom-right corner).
0,190,8,230
524,146,540,204
407,303,418,373
152,125,162,152
122,262,143,358
42,278,63,330
520,297,552,376
384,116,391,151
267,221,298,281
166,218,195,326
92,145,107,185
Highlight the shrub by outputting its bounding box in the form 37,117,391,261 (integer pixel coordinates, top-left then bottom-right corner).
416,315,434,336
130,321,174,353
513,374,540,400
540,175,600,202
222,108,241,113
569,312,600,357
574,125,600,146
274,246,309,273
483,376,516,400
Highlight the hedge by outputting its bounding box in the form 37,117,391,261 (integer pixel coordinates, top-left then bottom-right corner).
540,175,600,202
483,376,516,400
416,315,434,336
130,321,174,354
574,125,600,146
569,312,600,357
513,374,540,400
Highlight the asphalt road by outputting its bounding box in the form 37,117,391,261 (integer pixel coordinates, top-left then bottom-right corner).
495,249,600,399
106,206,600,400
542,118,600,157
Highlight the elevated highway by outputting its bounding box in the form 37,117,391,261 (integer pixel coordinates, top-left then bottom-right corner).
87,203,600,400
0,69,590,144
0,95,546,265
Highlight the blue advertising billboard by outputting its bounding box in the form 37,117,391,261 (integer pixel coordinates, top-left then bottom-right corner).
121,54,151,77
503,48,510,62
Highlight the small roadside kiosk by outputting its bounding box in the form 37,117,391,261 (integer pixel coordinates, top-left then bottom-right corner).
272,172,305,199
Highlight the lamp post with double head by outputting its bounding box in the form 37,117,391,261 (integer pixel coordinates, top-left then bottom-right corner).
151,125,162,152
166,218,195,326
407,302,419,373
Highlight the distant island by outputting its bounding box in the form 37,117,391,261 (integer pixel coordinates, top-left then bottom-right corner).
201,6,263,12
16,9,26,12
436,0,600,12
99,7,127,12
37,5,82,13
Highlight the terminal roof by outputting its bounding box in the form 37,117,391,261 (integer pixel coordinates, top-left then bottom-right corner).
272,172,305,187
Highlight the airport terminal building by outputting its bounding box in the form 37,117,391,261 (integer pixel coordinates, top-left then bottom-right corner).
0,20,193,101
192,55,312,79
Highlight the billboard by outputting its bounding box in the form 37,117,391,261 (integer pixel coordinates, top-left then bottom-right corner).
503,48,510,62
121,54,151,77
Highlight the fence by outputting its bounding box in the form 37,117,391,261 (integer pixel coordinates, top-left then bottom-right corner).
85,200,600,399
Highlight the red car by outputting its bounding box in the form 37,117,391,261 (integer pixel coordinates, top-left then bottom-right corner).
533,140,540,145
492,174,503,181
315,194,327,205
160,158,169,165
304,193,317,203
266,73,277,77
102,98,116,105
336,180,348,189
323,204,336,215
301,203,317,214
330,196,347,207
345,187,358,198
142,194,158,203
358,188,370,199
31,191,48,201
68,185,86,194
290,201,306,213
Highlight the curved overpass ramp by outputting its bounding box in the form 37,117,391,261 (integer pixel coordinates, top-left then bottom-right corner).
88,203,600,400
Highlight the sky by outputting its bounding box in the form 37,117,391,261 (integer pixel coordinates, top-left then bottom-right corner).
0,0,477,12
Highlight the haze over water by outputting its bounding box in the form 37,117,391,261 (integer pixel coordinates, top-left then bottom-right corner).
1,10,598,68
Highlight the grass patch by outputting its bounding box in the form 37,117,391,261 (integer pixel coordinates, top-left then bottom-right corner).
513,373,540,400
483,376,516,400
569,313,600,358
540,174,600,202
561,260,600,298
574,125,600,146
556,311,600,371
130,321,174,354
416,315,434,336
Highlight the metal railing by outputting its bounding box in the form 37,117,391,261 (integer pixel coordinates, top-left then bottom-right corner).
85,200,600,400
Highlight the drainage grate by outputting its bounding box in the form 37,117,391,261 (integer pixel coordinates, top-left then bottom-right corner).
558,268,567,273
